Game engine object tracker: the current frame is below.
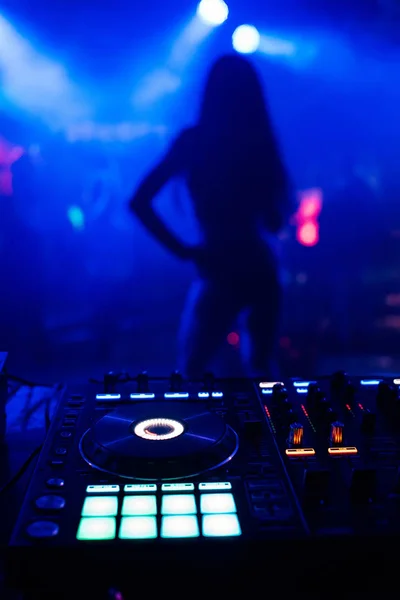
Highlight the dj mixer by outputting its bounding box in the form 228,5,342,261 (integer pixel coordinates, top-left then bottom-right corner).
7,372,400,596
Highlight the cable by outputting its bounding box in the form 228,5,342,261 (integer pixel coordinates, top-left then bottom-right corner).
0,444,42,495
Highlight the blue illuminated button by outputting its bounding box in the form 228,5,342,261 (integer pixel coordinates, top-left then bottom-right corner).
212,391,223,398
199,482,232,491
124,484,157,493
202,514,241,537
96,394,121,401
164,392,189,398
119,517,157,539
160,516,200,538
198,392,209,398
121,495,157,516
86,485,120,493
161,483,194,492
77,517,116,540
200,493,236,514
130,393,155,399
81,496,118,517
161,494,197,515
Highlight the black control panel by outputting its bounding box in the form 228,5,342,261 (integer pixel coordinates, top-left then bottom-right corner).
7,372,400,595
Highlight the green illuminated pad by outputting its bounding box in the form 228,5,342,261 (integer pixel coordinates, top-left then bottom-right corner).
121,495,157,516
119,517,157,539
77,517,116,540
81,496,118,517
202,514,241,537
200,493,236,514
160,515,200,538
161,494,197,515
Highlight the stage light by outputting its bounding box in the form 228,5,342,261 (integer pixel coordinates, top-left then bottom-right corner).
197,0,229,26
232,25,260,54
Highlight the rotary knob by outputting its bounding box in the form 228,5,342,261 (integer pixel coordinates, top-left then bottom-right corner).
330,421,344,445
288,423,304,446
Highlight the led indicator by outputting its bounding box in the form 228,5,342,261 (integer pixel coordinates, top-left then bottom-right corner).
300,404,317,433
161,494,197,515
285,448,315,456
164,392,189,398
96,394,121,400
119,517,157,540
77,517,116,540
81,496,118,517
296,388,308,394
124,484,157,493
358,403,364,411
200,493,236,514
259,381,283,388
212,391,223,398
198,392,210,398
130,393,155,399
360,380,381,386
262,389,273,395
202,514,241,537
160,516,200,538
161,483,195,492
293,381,315,388
86,485,120,493
199,482,232,491
121,495,157,516
263,405,276,433
328,446,358,455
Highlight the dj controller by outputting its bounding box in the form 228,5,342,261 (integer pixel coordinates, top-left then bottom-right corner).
7,372,400,596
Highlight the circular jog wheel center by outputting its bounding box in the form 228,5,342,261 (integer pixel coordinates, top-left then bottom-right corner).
79,402,239,480
133,418,185,441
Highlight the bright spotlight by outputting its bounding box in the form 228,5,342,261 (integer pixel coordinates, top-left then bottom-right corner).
197,0,229,26
232,25,260,54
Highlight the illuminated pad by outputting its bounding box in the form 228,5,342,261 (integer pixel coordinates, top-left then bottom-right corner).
286,448,315,457
328,446,358,455
200,493,236,514
81,496,118,517
202,514,241,537
161,494,197,515
77,517,116,540
160,516,199,538
121,495,157,516
119,517,157,539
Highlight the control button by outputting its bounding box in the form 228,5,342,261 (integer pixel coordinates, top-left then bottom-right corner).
330,421,344,445
160,515,199,538
26,521,59,539
46,478,65,489
124,484,156,493
77,517,116,540
67,399,84,407
60,431,72,439
377,382,396,409
95,393,121,402
170,371,183,391
81,496,118,517
288,423,303,446
199,482,232,491
202,514,241,537
87,484,120,493
330,371,348,392
49,460,64,468
35,495,66,511
361,410,376,434
55,447,67,456
62,419,76,426
65,411,78,418
350,468,376,503
161,494,196,515
303,469,330,504
161,483,194,492
306,384,321,407
200,493,236,514
203,372,215,391
344,383,356,405
119,516,157,539
272,384,288,401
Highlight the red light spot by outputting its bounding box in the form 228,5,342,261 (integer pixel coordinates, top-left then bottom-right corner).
297,189,323,220
301,404,309,417
279,336,291,348
227,331,240,346
358,403,364,410
264,406,271,418
346,404,351,411
297,222,319,247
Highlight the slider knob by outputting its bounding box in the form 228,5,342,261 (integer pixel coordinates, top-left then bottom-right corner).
288,423,304,446
330,421,344,445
